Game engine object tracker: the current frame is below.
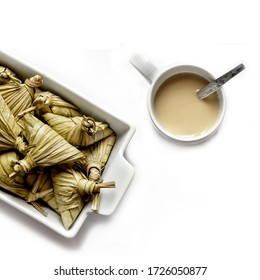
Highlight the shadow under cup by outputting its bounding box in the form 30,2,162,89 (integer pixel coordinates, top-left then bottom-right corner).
148,65,226,144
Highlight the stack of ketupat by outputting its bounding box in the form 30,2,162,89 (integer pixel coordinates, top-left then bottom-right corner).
0,65,116,230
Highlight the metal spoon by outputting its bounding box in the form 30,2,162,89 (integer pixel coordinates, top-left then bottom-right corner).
196,63,245,99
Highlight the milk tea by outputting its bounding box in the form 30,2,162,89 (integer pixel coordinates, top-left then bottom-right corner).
153,73,220,137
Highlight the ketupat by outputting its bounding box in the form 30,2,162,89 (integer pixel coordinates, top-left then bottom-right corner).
0,94,29,154
24,90,83,118
0,74,43,118
0,151,49,216
0,151,28,199
10,113,85,177
0,65,19,84
51,165,115,229
42,112,114,147
78,133,116,181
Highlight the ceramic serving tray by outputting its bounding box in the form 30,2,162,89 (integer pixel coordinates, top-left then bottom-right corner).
0,51,135,238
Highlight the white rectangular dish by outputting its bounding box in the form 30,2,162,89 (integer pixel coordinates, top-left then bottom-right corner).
0,51,135,238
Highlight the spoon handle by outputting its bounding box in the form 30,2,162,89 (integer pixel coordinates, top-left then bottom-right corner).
197,63,245,99
215,63,245,86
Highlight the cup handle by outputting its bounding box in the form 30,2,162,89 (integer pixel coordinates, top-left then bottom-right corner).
130,54,158,84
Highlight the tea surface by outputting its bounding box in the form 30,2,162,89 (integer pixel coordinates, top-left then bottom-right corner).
154,73,220,137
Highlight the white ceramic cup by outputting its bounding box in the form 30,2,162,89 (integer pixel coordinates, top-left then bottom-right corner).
130,54,227,144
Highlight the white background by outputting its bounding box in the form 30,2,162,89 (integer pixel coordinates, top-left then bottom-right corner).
1,0,260,279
